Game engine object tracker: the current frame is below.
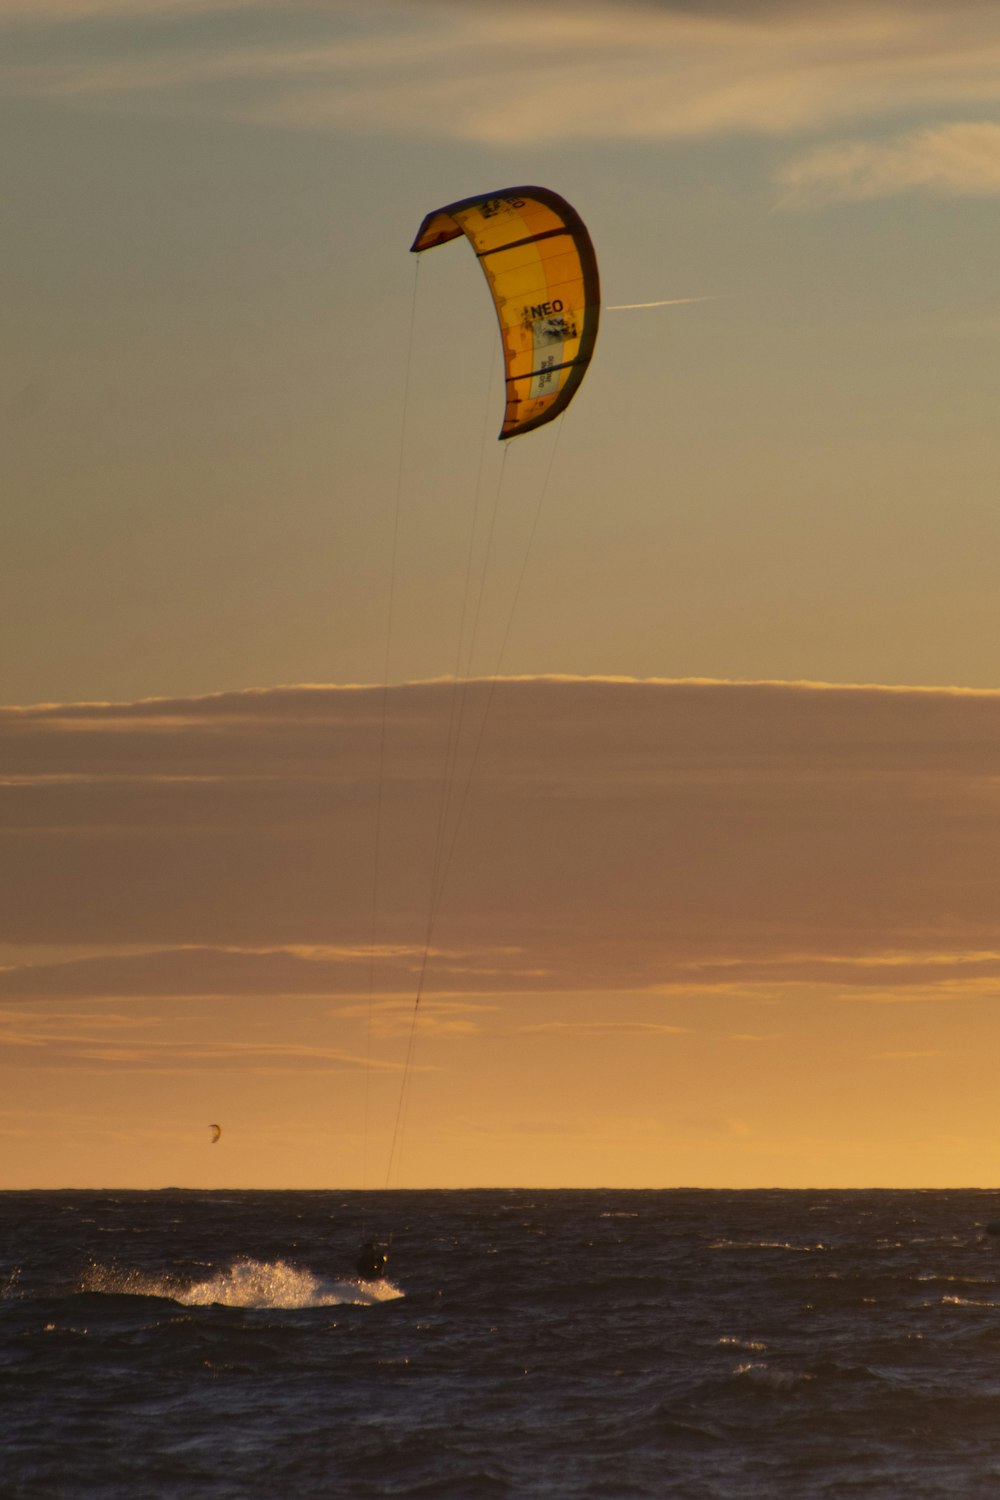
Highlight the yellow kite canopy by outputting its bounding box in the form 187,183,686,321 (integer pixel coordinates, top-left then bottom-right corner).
410,186,600,440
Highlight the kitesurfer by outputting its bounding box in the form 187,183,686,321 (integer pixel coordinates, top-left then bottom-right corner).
356,1242,388,1280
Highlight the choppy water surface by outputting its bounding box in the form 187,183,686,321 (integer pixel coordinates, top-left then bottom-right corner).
4,1189,1000,1497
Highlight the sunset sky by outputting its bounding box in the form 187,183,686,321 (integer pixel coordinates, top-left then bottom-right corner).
4,0,1000,1188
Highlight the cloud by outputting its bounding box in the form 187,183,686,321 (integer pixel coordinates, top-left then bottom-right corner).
519,1020,690,1035
4,676,1000,1009
332,997,496,1037
71,1037,383,1066
778,120,1000,203
0,0,264,15
871,1049,945,1060
0,1009,399,1072
4,2,1000,144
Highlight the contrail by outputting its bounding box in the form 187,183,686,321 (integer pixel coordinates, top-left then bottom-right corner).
605,296,719,310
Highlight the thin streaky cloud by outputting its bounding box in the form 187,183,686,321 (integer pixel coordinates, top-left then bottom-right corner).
333,999,496,1019
13,1062,385,1078
839,979,1000,1005
331,997,493,1037
871,1049,945,1061
0,0,268,15
0,1031,412,1073
520,1021,691,1036
606,297,721,310
0,1009,160,1030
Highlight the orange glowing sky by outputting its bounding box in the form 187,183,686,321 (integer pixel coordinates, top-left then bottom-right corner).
4,0,1000,1186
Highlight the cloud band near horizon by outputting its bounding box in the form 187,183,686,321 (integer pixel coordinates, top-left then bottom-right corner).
3,676,1000,1007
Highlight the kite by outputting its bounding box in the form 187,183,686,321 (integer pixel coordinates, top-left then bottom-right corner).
411,186,600,440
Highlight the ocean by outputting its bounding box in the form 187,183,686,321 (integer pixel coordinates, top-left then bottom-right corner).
3,1189,1000,1498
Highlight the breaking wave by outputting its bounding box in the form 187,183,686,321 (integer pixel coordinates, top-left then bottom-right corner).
79,1258,403,1308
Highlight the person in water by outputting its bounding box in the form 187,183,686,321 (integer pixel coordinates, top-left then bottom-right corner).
356,1242,388,1280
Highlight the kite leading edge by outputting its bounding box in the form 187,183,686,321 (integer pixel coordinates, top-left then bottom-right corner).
410,186,600,440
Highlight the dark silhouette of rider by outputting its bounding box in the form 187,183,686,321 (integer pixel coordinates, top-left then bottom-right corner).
356,1242,387,1280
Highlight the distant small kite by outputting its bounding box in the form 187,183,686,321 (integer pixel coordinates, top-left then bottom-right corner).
209,1123,222,1144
